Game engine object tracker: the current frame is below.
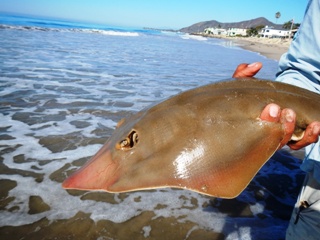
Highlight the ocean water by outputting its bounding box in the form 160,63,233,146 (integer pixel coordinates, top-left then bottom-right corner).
0,14,305,240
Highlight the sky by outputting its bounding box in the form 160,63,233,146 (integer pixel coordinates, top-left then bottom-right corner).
0,0,308,29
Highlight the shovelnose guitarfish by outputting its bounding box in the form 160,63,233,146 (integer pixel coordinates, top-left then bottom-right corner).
63,78,320,198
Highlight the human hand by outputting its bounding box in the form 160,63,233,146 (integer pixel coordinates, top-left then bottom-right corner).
232,62,320,150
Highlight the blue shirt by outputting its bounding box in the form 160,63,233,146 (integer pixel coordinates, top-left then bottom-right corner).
276,0,320,182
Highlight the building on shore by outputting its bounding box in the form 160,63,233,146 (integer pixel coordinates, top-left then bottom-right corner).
204,27,227,36
203,25,293,38
204,27,247,37
226,28,247,37
259,26,291,38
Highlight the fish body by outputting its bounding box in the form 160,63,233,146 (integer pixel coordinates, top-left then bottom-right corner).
63,78,320,198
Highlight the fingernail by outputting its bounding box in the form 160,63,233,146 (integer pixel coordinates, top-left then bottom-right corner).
313,125,320,135
248,62,259,68
285,109,294,122
269,104,280,118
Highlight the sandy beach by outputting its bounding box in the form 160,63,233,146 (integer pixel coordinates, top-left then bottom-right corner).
231,37,291,61
193,33,292,61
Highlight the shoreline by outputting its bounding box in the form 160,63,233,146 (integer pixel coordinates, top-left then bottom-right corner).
193,33,291,61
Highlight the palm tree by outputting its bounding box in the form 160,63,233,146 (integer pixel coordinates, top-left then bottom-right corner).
283,20,300,30
283,20,293,29
275,12,281,23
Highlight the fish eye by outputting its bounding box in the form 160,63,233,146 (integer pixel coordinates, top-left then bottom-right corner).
116,130,139,150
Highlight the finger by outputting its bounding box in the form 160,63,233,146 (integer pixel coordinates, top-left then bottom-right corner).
232,62,263,78
278,109,296,149
233,63,248,75
288,122,320,150
260,105,297,150
259,103,281,122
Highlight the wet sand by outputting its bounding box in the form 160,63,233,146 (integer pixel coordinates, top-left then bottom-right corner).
0,148,305,240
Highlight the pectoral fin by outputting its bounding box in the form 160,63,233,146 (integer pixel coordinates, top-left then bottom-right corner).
185,122,284,198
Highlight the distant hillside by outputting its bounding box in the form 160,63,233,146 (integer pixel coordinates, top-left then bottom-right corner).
180,17,282,33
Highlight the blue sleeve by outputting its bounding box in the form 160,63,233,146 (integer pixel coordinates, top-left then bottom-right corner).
276,0,320,93
276,0,320,175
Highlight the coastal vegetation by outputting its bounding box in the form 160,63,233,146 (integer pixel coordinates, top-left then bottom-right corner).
283,20,300,30
246,25,264,37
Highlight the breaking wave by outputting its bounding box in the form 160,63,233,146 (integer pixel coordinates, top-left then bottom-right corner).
0,24,139,36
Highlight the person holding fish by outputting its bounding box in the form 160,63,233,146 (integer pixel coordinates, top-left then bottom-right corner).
233,0,320,238
63,1,319,239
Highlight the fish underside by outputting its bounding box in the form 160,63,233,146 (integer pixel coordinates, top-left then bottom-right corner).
63,78,320,198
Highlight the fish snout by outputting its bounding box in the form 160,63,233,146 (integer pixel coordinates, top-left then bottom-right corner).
62,143,118,191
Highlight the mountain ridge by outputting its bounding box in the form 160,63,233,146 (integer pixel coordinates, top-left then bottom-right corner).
179,17,283,33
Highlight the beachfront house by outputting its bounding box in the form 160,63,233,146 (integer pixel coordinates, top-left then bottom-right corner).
226,28,247,37
204,27,227,36
259,26,291,38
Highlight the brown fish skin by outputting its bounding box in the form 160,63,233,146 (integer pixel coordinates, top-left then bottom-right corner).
62,78,320,198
